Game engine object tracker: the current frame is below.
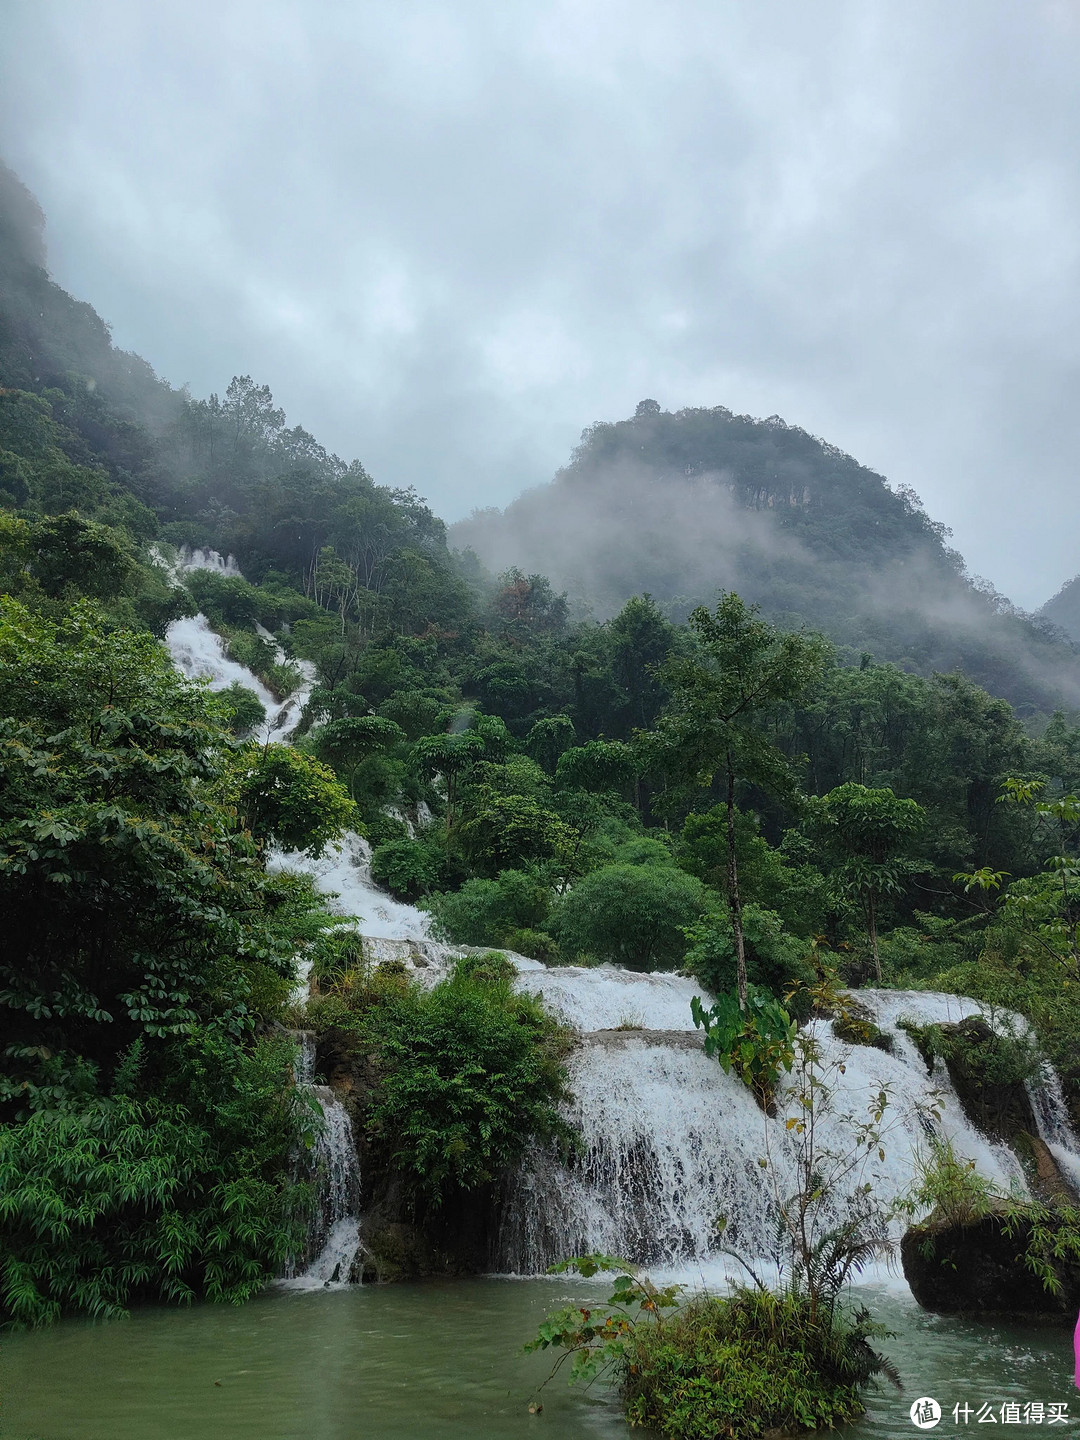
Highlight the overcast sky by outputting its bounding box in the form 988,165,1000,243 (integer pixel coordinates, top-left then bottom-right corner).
3,0,1079,607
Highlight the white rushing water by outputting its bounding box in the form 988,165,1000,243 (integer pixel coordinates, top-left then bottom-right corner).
283,1035,363,1288
269,832,434,943
159,546,316,742
494,984,1051,1275
157,552,1080,1286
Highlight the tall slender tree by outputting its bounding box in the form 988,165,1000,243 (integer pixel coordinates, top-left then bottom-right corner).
658,593,827,1008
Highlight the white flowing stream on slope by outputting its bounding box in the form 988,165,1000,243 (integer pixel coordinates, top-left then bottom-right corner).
158,547,317,743
160,553,1080,1287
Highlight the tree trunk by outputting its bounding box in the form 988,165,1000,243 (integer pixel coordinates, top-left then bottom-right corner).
868,892,882,983
726,753,748,1010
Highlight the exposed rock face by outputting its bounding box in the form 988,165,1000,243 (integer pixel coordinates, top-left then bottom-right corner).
901,1210,1080,1320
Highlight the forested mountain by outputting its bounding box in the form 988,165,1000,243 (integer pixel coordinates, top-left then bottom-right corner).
452,399,1078,714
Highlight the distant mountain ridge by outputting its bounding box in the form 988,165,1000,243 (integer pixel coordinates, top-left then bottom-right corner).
452,399,1078,714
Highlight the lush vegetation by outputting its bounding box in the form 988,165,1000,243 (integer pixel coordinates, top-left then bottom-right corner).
306,950,572,1208
454,399,1080,715
528,1258,889,1439
7,154,1080,1369
0,599,350,1324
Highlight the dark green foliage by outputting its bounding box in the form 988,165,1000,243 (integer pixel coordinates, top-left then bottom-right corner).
311,715,406,801
525,714,577,773
623,1288,892,1439
527,1257,893,1439
233,745,357,855
809,783,926,979
679,807,825,937
424,869,550,947
0,601,338,1109
683,905,814,1003
311,957,571,1203
0,598,348,1325
218,681,267,736
657,593,826,1004
460,792,574,876
0,1034,313,1327
552,862,706,970
370,837,442,900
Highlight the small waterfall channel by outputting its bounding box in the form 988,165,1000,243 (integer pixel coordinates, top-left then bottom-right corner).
284,1033,363,1288
156,546,316,743
156,552,1080,1290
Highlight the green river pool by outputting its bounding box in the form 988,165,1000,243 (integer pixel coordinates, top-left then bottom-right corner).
1,1277,1076,1440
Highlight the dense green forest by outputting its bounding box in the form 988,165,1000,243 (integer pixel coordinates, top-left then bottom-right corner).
5,157,1080,1328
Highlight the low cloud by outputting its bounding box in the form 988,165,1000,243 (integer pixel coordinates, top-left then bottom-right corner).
3,1,1080,606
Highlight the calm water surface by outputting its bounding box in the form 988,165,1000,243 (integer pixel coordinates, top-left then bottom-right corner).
1,1278,1076,1440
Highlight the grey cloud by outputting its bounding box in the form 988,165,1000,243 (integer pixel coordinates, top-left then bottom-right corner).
3,0,1080,606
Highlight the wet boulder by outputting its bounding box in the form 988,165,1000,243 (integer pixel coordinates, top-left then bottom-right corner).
901,1207,1080,1320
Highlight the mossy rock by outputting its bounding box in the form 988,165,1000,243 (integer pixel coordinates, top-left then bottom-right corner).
900,1015,1038,1144
831,1001,893,1053
358,1221,436,1284
901,1210,1080,1320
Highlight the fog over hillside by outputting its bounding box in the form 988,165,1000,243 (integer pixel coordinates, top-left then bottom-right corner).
452,401,1080,714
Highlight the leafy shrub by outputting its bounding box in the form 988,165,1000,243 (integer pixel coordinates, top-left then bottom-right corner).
312,957,572,1202
0,1034,313,1327
906,1140,1080,1301
502,927,561,963
370,837,442,900
552,863,706,970
184,571,269,628
683,904,814,1006
219,681,267,736
527,1257,895,1439
691,987,797,1110
907,1137,995,1228
234,744,358,856
424,869,550,947
624,1288,892,1438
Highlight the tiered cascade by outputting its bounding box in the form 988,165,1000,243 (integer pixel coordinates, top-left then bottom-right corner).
159,558,1080,1285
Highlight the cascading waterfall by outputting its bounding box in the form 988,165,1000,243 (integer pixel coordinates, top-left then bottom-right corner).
284,1033,363,1288
495,978,1067,1276
269,832,434,943
156,552,1080,1289
158,546,316,743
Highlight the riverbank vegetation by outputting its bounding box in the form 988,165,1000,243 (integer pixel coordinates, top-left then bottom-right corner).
529,1258,893,1439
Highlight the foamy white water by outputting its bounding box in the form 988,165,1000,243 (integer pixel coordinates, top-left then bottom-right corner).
164,612,315,742
270,832,434,942
495,988,1051,1274
282,1038,362,1289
